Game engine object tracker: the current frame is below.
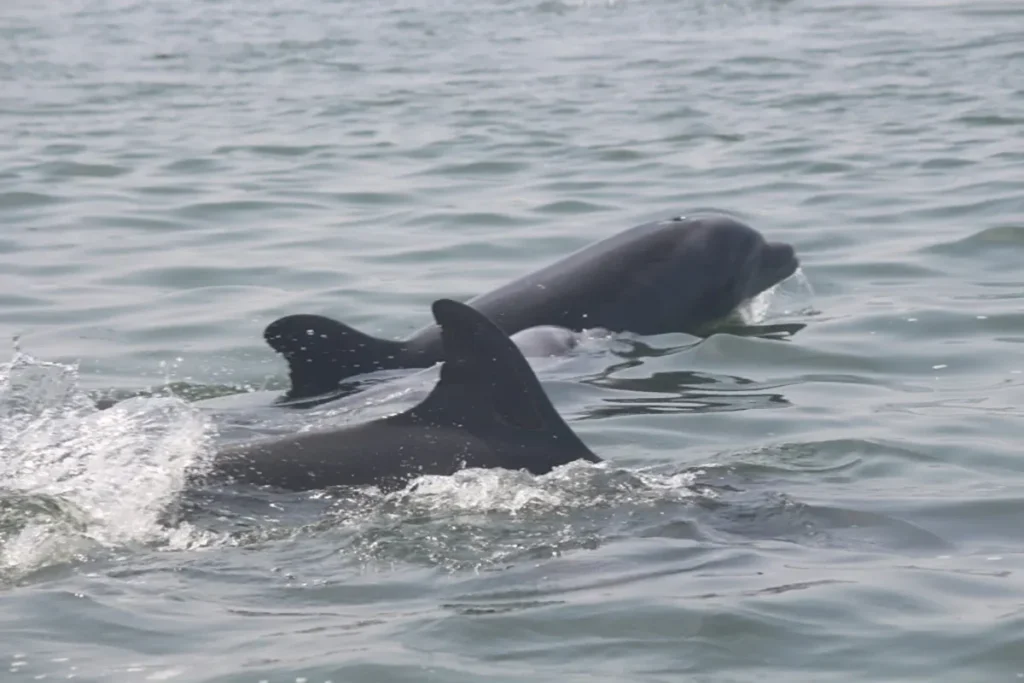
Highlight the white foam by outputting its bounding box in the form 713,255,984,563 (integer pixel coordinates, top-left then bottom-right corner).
0,352,218,578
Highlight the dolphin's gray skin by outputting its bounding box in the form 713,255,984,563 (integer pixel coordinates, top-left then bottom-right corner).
266,214,799,402
208,299,602,492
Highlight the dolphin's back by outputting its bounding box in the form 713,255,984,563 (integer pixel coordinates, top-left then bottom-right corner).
212,420,501,492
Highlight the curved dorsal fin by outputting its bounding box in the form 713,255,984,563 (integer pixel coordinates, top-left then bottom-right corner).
405,299,600,463
264,314,406,401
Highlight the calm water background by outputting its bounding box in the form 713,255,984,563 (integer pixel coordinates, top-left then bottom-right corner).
2,0,1024,680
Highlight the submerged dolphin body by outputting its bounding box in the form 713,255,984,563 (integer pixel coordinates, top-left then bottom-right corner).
266,214,800,402
207,299,602,492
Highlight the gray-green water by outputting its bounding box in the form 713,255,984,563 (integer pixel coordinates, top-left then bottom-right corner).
2,0,1024,680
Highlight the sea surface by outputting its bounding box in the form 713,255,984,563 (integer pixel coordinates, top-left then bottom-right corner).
2,0,1024,680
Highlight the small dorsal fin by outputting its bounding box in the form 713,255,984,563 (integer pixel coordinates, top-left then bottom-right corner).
405,299,600,462
264,314,406,402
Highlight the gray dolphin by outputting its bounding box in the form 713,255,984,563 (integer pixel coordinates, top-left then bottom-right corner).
207,299,602,492
266,214,799,402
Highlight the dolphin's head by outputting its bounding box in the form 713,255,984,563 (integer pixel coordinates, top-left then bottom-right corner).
631,215,801,331
668,214,799,300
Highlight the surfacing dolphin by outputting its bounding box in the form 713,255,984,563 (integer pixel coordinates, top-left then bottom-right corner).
266,214,800,402
206,299,602,492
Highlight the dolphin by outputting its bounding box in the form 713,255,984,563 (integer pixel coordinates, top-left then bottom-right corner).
266,214,800,402
206,299,602,492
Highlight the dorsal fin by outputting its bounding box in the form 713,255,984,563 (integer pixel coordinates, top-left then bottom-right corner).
404,299,600,462
264,314,407,402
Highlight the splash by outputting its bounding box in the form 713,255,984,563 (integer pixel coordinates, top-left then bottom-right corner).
0,352,218,581
314,461,705,572
391,460,702,514
739,267,816,325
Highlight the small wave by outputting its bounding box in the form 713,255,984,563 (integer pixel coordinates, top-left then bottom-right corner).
925,225,1024,258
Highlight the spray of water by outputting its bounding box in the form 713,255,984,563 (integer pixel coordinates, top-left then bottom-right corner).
0,351,219,581
739,267,816,325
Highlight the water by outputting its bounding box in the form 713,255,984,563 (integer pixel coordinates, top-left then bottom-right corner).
2,0,1023,679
